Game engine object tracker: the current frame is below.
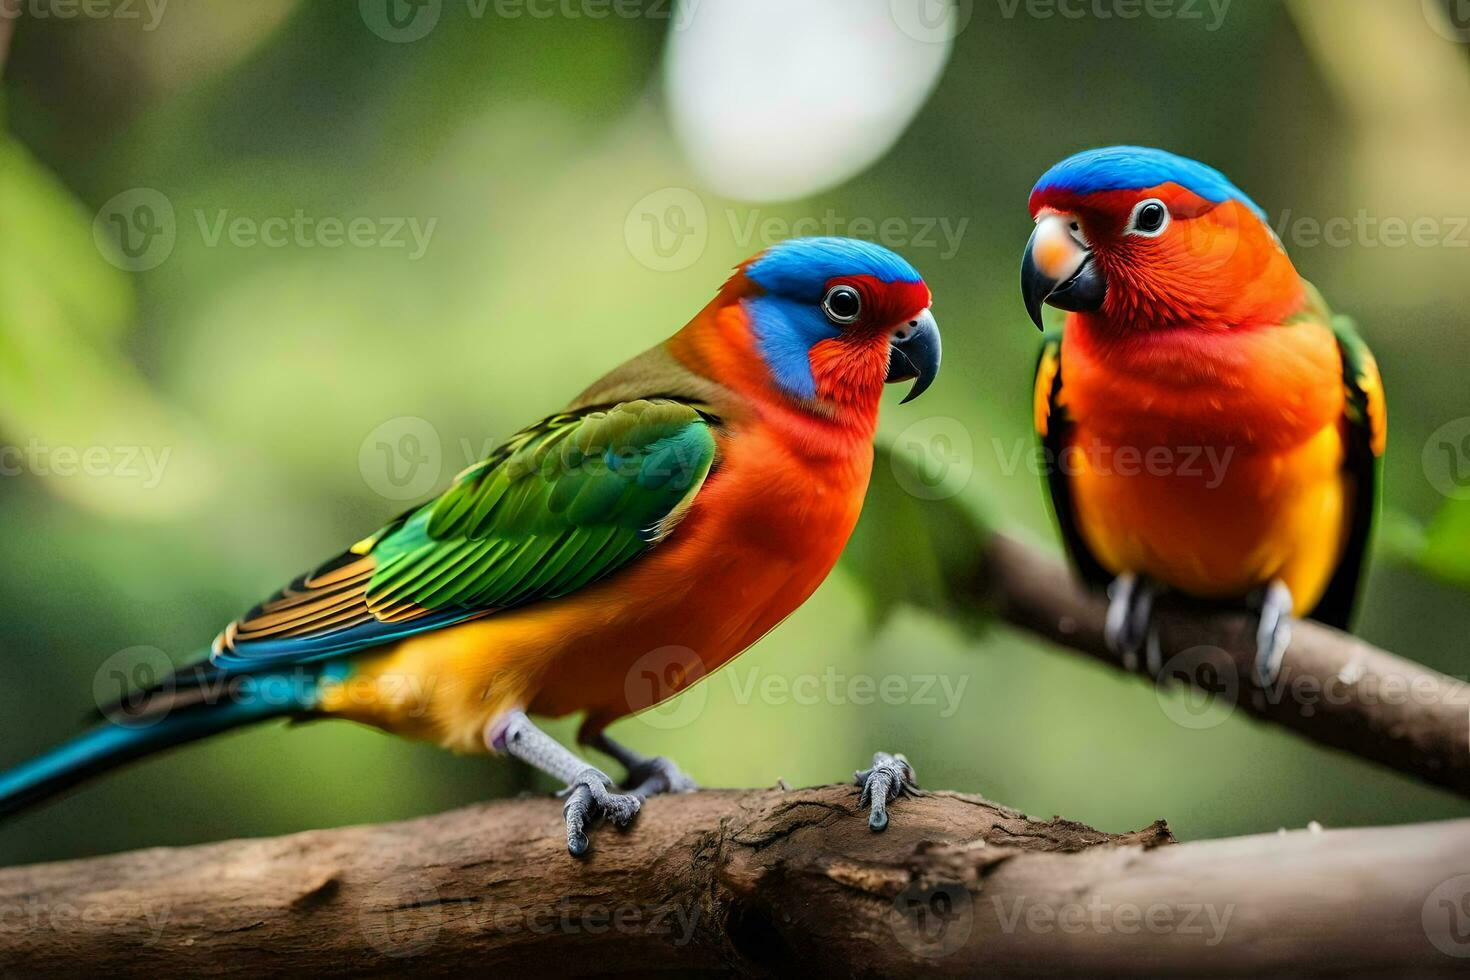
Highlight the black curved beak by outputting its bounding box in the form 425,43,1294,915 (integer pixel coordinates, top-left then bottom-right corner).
885,308,941,404
1021,224,1106,330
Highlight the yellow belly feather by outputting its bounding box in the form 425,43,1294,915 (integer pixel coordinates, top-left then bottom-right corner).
1070,423,1348,613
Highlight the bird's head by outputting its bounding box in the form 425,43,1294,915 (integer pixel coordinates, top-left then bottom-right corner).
713,237,940,415
1021,146,1302,333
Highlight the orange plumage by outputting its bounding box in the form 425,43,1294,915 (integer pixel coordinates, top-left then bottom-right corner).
1025,147,1384,629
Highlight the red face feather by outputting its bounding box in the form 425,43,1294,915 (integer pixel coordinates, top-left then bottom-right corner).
808,274,933,412
1030,181,1303,334
667,244,935,447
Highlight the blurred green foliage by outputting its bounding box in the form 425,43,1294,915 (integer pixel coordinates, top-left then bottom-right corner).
1417,501,1470,589
846,445,992,631
2,1,1469,868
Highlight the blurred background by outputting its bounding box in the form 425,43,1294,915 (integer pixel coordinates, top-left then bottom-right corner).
2,0,1469,866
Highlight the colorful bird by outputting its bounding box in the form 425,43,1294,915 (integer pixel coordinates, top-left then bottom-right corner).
1022,146,1385,680
0,237,940,854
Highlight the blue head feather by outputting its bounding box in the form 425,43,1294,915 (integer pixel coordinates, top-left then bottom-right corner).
1032,146,1266,221
742,237,922,400
746,237,923,297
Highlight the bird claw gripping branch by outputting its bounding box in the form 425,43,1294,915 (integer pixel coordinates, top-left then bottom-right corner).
855,751,918,832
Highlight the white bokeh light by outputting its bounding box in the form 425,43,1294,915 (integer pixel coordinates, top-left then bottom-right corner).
664,0,958,202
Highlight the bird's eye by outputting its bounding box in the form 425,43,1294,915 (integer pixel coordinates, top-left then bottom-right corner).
822,285,863,324
1126,199,1170,238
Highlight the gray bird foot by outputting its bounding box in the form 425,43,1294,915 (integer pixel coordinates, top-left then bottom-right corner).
1253,580,1294,689
580,729,699,800
855,751,917,832
1105,573,1164,674
560,766,641,857
491,711,653,858
625,756,698,799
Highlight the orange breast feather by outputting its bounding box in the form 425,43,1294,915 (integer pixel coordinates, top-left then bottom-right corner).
1059,317,1351,612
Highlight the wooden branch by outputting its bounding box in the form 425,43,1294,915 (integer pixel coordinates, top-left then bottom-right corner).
1,785,1467,976
971,533,1470,797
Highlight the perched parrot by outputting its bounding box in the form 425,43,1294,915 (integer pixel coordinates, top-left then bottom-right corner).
0,237,940,854
1022,146,1385,680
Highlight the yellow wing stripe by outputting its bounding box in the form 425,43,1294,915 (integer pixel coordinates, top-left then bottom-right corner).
1034,339,1061,438
1356,352,1387,457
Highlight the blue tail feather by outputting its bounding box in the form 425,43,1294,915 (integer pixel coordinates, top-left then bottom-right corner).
0,677,309,819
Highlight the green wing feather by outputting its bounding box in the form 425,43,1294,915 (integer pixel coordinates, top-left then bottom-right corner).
211,399,717,670
1309,299,1386,628
369,400,716,610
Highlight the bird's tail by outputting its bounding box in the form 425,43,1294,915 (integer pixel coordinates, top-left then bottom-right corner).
0,665,322,819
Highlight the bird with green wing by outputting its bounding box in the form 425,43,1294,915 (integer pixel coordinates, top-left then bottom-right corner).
0,237,942,855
